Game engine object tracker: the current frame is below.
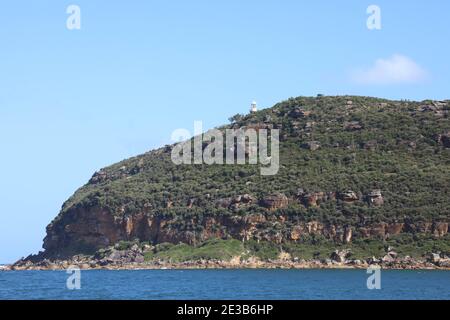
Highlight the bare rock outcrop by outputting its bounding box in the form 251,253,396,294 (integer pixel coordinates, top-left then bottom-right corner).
433,222,449,237
438,132,450,148
301,192,325,207
301,141,321,151
260,193,289,211
366,189,384,206
339,190,358,203
290,108,312,118
344,121,363,131
216,194,256,210
330,249,351,263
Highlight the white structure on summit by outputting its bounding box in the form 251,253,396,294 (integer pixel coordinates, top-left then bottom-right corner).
250,101,258,113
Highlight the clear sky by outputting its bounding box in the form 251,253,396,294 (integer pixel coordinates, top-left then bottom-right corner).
0,0,449,263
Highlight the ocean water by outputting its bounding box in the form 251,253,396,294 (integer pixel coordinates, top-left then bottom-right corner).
0,269,449,300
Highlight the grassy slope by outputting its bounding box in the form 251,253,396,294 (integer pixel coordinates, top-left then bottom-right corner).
117,235,450,262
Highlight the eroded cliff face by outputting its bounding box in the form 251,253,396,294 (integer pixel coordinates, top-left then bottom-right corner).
42,202,448,258
43,205,121,257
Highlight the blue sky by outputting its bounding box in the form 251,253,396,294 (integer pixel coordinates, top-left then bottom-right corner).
0,0,449,263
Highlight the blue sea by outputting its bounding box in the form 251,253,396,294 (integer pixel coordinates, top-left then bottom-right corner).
0,269,449,300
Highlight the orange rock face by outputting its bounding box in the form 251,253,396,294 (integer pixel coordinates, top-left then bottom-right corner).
386,223,404,236
42,203,447,258
433,222,448,237
259,193,289,211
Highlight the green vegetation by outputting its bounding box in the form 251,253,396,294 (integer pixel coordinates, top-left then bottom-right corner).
140,235,450,263
58,96,449,223
144,239,244,262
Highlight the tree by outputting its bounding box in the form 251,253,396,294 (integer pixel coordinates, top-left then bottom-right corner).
228,113,244,124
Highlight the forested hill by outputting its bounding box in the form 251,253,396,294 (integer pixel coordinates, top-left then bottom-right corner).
40,95,449,259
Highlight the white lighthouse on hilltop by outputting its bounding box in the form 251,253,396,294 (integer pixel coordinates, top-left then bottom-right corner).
250,101,258,113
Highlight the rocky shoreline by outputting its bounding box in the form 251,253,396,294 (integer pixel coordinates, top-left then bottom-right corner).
4,251,450,272
3,261,450,271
